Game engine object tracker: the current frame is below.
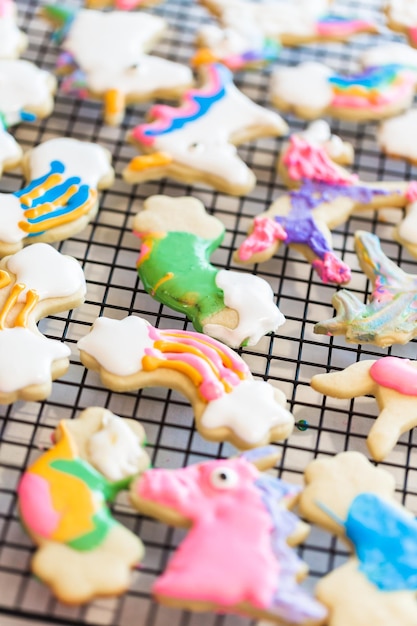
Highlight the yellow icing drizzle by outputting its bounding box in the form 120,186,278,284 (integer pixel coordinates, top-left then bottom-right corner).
127,152,173,172
19,173,63,206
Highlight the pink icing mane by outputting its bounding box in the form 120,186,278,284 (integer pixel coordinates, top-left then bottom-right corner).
370,356,417,396
136,455,326,622
283,135,357,185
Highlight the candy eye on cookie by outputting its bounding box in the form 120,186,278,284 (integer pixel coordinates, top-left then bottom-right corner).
209,466,239,489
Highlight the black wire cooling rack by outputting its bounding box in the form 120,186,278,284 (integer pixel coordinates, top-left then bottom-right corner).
2,0,417,624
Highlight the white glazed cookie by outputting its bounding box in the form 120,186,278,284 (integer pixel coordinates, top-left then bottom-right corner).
0,0,27,59
271,54,417,122
234,122,413,284
0,122,22,176
132,195,286,348
385,0,417,48
311,356,417,461
42,6,193,125
0,137,114,257
123,62,288,195
0,242,86,404
78,315,295,450
378,109,417,165
17,407,150,604
299,451,417,626
0,59,56,127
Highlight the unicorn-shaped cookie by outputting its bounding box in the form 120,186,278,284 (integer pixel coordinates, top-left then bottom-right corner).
0,0,27,59
315,230,417,347
17,407,150,604
0,137,114,256
123,62,288,195
271,47,417,122
0,242,85,403
133,195,285,348
235,121,412,284
77,315,294,450
386,0,417,48
42,6,193,125
311,356,417,461
300,451,417,626
130,447,327,624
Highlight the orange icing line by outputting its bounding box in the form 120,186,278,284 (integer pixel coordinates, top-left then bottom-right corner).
14,289,39,328
151,272,174,295
105,89,125,117
0,283,25,329
23,185,79,218
18,191,96,233
19,173,63,206
142,354,203,387
127,152,173,172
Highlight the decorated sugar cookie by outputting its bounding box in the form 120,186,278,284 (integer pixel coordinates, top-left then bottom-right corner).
0,0,27,59
42,6,193,125
133,195,285,348
123,62,288,195
17,407,150,604
300,451,417,626
0,59,56,128
311,356,417,461
271,53,417,122
0,242,85,403
385,0,417,48
78,315,295,450
130,448,327,624
234,122,412,284
0,137,114,256
0,119,22,177
314,230,417,347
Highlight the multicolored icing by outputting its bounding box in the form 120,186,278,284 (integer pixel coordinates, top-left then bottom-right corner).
271,60,417,120
0,242,85,403
124,63,287,195
311,356,417,461
131,451,326,624
42,6,192,125
132,196,284,347
77,315,294,448
236,123,408,284
17,407,149,603
0,59,55,128
300,452,417,626
0,137,113,254
0,0,27,59
315,230,417,347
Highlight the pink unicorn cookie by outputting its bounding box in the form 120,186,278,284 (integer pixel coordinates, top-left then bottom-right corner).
17,407,150,604
0,242,85,403
77,315,295,450
0,0,27,59
133,195,285,348
42,5,193,126
0,137,114,256
314,230,417,347
130,447,327,624
311,356,417,461
123,62,288,195
300,451,417,626
234,121,412,285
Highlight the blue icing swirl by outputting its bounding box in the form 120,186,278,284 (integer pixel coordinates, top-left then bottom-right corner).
346,493,417,591
329,64,405,89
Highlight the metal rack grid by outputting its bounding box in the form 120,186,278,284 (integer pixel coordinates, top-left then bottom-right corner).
1,0,417,624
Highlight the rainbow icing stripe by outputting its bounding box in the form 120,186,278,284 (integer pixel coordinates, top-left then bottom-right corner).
316,14,376,38
131,63,230,146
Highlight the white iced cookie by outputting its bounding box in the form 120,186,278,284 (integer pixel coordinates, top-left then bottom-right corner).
0,0,27,59
124,63,288,195
0,124,22,176
0,137,114,257
386,0,417,48
0,59,56,127
42,6,193,125
0,242,86,404
78,315,295,450
378,109,417,164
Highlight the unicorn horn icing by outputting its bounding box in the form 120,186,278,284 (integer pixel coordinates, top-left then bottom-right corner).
77,315,295,450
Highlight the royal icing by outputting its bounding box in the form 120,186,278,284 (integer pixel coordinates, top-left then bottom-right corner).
125,63,287,194
0,243,85,400
314,230,417,347
133,195,285,348
132,453,326,623
0,123,21,174
78,315,294,447
17,408,148,602
0,59,55,126
236,124,407,285
43,7,192,125
0,137,113,250
271,60,417,119
0,0,26,59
